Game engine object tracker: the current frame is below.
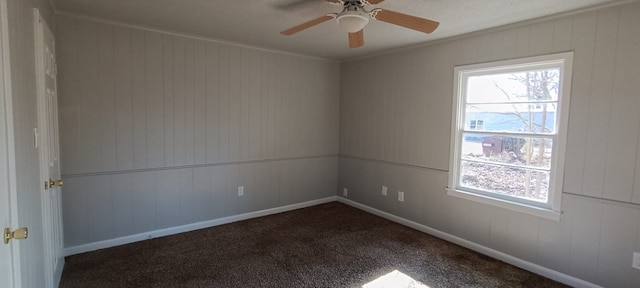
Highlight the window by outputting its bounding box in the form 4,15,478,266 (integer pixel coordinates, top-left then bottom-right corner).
448,52,573,220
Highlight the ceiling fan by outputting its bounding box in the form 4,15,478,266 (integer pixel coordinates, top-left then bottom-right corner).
280,0,440,48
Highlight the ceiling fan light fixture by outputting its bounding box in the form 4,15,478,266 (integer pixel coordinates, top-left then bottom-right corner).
336,11,369,33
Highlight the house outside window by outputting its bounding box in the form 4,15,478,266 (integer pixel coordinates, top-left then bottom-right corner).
448,52,573,220
469,120,484,130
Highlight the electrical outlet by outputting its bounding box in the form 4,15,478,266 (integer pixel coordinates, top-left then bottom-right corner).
633,252,640,270
398,191,404,202
237,186,244,197
343,188,348,197
381,186,388,196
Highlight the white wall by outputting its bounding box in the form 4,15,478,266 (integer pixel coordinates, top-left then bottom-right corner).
56,15,340,249
5,0,55,287
339,2,640,287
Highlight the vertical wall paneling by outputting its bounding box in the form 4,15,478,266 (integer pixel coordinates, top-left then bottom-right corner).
192,167,212,221
114,26,134,170
414,51,431,166
184,39,196,166
163,35,175,167
131,171,157,233
431,45,452,170
567,197,603,283
57,14,340,251
253,162,279,211
62,177,88,247
178,169,196,223
132,29,147,169
580,8,619,198
280,56,292,157
260,53,270,158
536,198,572,272
552,18,573,51
144,31,165,168
265,53,276,157
76,21,101,172
228,48,241,161
563,12,596,194
112,173,134,237
173,37,186,166
209,165,227,219
239,49,249,160
596,203,638,287
193,41,207,165
630,4,640,205
205,43,220,163
603,4,640,202
155,169,182,228
248,51,261,160
218,45,231,162
98,24,117,172
57,16,80,174
87,175,113,242
528,21,555,55
338,3,640,287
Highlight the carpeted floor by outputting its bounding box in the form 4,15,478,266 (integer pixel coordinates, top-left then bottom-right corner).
60,202,569,288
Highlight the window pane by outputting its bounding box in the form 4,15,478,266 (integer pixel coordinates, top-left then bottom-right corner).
465,103,556,133
460,160,550,203
461,134,553,169
466,70,560,104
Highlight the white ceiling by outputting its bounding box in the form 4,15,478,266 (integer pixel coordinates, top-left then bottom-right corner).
52,0,631,60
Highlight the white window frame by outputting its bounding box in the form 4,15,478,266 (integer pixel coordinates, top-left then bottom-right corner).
447,52,573,221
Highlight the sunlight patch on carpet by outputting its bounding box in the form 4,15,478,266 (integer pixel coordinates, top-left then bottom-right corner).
362,270,430,288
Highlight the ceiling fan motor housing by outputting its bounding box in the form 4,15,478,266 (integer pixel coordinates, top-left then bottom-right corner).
337,11,370,33
336,0,370,33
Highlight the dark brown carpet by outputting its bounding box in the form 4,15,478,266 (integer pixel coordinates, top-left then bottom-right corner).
60,202,569,288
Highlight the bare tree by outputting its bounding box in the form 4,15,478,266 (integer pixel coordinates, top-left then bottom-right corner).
493,70,559,199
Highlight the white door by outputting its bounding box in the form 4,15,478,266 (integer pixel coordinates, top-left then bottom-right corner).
1,0,19,287
0,25,15,288
0,108,16,285
34,9,64,288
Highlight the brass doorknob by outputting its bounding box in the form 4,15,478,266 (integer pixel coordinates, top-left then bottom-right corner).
3,227,28,244
49,179,63,187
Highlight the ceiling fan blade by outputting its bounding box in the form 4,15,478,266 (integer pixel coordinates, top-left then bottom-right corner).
371,8,439,34
280,15,335,36
348,29,364,48
274,0,322,11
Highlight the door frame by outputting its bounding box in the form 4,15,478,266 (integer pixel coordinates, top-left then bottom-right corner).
0,0,23,287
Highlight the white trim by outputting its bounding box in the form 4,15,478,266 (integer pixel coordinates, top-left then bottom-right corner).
446,188,561,221
448,52,573,217
0,0,22,286
64,196,337,256
336,197,602,288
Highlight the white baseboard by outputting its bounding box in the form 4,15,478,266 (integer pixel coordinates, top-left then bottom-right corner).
64,196,337,256
337,197,602,288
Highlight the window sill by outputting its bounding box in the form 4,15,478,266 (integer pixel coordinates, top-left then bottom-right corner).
446,188,561,221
